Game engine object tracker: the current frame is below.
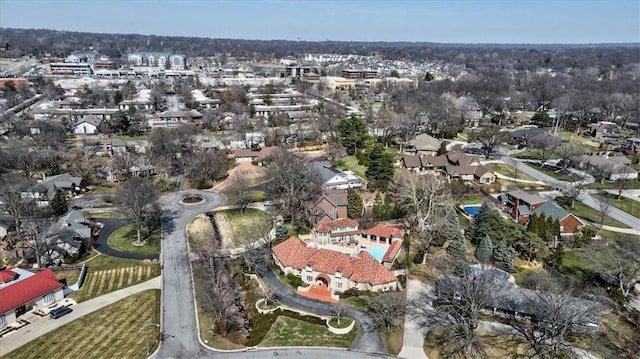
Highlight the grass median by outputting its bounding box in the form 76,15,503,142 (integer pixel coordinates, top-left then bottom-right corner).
107,224,160,255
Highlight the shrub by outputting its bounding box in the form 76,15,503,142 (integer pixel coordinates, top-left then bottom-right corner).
286,273,304,287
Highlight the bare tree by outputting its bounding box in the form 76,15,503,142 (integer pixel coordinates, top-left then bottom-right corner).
508,291,602,359
185,149,229,189
614,166,635,200
366,292,405,332
469,125,510,158
22,209,78,267
116,177,159,245
563,177,587,209
393,172,454,232
528,134,560,166
597,192,613,233
332,301,345,325
556,141,584,173
0,174,35,237
598,240,640,299
410,272,508,358
112,151,139,175
267,149,321,227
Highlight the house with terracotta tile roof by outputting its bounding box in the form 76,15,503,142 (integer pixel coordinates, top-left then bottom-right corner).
307,190,349,225
313,218,360,245
272,236,399,293
360,224,405,244
0,267,64,329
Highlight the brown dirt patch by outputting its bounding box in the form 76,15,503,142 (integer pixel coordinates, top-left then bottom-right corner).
214,162,267,192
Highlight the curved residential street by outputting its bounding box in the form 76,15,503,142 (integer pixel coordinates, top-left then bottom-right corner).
152,189,391,359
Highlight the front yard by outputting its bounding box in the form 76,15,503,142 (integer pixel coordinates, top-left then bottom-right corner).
490,163,536,181
259,315,358,348
6,290,161,359
107,224,161,255
218,208,271,246
555,197,630,228
337,156,367,179
525,163,580,182
592,193,640,218
69,255,160,302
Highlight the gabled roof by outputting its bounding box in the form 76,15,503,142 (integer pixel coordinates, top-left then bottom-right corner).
408,133,441,151
272,236,316,269
308,161,363,186
402,155,421,168
507,189,548,206
0,268,64,315
322,190,349,207
315,218,359,233
532,201,584,225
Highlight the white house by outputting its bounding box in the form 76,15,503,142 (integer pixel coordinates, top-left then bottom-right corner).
0,268,65,329
308,161,364,190
73,117,102,135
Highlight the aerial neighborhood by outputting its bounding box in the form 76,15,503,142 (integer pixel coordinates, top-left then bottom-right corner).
0,8,639,359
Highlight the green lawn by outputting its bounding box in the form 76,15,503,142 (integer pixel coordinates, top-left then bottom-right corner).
592,193,640,219
338,156,367,178
556,197,630,228
457,194,486,205
525,163,580,181
69,255,161,302
107,224,161,255
512,149,560,161
55,269,80,286
585,180,640,190
219,208,271,246
259,316,358,348
225,190,267,205
5,290,160,359
83,210,125,219
490,163,536,181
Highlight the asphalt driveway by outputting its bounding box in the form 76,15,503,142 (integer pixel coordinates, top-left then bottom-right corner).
93,218,159,260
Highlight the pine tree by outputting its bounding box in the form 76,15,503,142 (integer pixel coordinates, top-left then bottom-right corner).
493,240,516,273
475,234,493,264
453,260,470,277
275,225,289,243
365,142,395,191
446,236,467,260
347,188,363,219
50,188,68,216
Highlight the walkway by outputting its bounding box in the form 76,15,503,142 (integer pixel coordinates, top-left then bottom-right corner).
93,218,160,260
0,276,161,356
297,283,336,303
398,279,428,359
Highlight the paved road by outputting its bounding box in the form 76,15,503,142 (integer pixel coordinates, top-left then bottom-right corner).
0,277,160,356
153,190,227,359
501,156,640,231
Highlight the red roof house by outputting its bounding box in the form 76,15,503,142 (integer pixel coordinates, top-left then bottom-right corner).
0,268,64,325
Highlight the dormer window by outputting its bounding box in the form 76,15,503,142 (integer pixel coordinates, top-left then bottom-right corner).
305,265,312,272
335,271,342,278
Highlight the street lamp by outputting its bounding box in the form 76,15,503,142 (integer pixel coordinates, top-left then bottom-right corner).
145,322,161,356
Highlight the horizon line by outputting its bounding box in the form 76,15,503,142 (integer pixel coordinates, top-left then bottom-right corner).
1,27,638,47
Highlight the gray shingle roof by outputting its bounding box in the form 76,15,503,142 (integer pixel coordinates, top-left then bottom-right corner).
531,201,570,221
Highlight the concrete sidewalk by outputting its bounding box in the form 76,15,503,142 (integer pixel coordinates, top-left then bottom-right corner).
0,276,161,357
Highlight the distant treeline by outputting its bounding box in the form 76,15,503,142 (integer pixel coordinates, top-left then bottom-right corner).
0,28,638,71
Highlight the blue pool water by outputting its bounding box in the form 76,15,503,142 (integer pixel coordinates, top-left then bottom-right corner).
463,205,481,217
367,246,387,262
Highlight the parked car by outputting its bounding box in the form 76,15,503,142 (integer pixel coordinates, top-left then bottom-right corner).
50,306,73,319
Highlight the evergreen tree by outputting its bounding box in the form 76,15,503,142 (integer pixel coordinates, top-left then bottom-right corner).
493,240,516,273
365,142,395,191
453,260,470,277
437,141,448,156
475,235,493,264
346,188,363,219
275,224,289,243
424,71,434,81
50,188,68,216
446,236,466,260
338,114,369,155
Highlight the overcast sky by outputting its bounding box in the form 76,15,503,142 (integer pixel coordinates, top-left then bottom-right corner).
1,0,638,44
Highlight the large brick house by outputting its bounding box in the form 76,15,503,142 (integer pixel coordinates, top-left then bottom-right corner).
272,236,399,293
499,189,548,223
402,151,496,184
531,202,585,235
308,190,349,225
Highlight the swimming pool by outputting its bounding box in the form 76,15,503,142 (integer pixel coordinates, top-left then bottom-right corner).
367,246,387,262
462,205,481,217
